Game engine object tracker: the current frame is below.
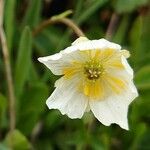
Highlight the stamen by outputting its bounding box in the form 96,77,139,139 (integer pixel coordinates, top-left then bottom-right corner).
84,60,104,80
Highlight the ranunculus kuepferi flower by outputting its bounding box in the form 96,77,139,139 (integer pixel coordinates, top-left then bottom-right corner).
38,37,138,130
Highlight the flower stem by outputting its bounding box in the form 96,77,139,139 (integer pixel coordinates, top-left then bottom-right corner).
33,17,85,37
105,13,120,40
0,0,16,132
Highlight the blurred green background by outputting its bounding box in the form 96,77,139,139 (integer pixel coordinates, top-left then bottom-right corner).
0,0,150,149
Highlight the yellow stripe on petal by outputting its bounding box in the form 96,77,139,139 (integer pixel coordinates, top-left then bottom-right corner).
63,67,77,79
83,80,104,99
92,80,104,99
105,75,126,94
93,50,101,60
101,48,115,61
83,82,90,96
63,61,83,79
110,60,125,69
103,49,129,70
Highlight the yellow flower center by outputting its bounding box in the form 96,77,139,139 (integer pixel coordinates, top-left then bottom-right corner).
63,49,129,100
84,60,104,80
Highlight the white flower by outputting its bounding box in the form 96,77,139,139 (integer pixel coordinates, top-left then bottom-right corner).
38,37,138,130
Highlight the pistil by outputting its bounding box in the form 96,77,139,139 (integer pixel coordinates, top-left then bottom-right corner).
84,60,104,80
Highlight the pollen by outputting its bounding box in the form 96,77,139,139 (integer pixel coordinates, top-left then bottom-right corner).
84,60,104,80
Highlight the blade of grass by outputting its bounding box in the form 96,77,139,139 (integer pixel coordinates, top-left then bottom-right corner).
4,0,16,51
22,0,42,28
14,26,32,97
113,16,129,44
77,0,108,25
73,0,84,20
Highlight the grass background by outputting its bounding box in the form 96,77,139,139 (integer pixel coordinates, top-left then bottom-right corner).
0,0,150,149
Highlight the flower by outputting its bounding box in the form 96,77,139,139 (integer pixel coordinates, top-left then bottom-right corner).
38,37,138,130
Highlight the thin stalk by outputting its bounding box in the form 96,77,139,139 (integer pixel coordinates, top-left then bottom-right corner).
105,13,120,40
0,0,16,132
33,17,85,37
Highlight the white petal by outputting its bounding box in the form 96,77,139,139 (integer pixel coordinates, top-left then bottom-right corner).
106,56,134,81
60,92,88,119
54,76,65,87
38,53,62,61
38,50,85,75
90,81,138,130
77,38,121,50
72,37,89,45
46,77,88,119
121,56,133,78
38,38,121,75
64,38,121,54
38,47,88,75
38,53,64,75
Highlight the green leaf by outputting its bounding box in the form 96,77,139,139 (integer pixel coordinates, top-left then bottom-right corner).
130,17,142,49
77,0,108,24
113,16,130,44
34,28,61,55
0,93,7,128
73,0,84,20
34,26,64,55
34,139,53,150
91,136,104,150
28,63,39,82
5,130,31,150
130,89,150,126
114,0,149,13
138,13,150,62
129,16,142,67
135,65,150,89
130,13,150,68
15,26,32,97
17,82,49,135
130,123,147,150
23,0,42,28
44,111,64,132
4,0,16,51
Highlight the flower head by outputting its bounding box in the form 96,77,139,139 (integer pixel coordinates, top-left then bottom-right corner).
38,37,138,130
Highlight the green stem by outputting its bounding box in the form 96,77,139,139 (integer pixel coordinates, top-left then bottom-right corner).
33,17,85,37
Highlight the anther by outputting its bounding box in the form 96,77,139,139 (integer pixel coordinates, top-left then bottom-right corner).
84,60,104,80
